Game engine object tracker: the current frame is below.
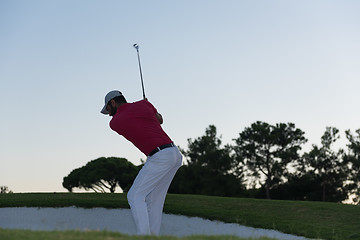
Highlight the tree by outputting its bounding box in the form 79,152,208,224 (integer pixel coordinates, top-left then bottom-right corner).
269,172,320,201
233,121,307,199
169,125,245,197
63,157,138,193
344,129,360,203
185,125,235,175
0,186,13,194
302,127,349,202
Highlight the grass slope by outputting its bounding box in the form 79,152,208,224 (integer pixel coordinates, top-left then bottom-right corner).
1,193,359,240
0,228,278,240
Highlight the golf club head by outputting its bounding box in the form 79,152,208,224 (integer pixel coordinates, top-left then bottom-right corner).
133,43,139,50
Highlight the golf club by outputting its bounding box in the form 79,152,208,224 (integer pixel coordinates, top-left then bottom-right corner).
133,43,146,99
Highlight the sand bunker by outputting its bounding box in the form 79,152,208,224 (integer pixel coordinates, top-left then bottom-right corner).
0,207,308,240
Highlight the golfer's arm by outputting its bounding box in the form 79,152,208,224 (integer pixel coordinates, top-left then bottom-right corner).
156,112,163,124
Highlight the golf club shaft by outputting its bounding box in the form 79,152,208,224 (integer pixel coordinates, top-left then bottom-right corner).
135,47,146,99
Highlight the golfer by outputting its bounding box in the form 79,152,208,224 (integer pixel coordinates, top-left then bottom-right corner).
101,90,182,235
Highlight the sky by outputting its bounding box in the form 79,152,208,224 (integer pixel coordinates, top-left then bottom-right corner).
1,0,360,193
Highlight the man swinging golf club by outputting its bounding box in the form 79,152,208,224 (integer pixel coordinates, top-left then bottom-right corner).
100,45,182,235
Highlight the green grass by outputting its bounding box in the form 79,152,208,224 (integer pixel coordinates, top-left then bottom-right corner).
0,228,278,240
1,193,359,240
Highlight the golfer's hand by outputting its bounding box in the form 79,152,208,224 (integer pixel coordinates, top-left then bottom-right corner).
156,112,163,124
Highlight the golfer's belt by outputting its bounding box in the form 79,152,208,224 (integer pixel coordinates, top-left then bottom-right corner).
148,142,175,157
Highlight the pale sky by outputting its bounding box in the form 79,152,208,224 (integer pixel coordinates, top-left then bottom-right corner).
1,0,360,192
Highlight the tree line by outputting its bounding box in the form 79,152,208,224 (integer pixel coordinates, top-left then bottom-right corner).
0,186,13,194
63,121,360,204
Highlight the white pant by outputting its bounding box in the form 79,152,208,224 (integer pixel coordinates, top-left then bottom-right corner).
127,146,182,235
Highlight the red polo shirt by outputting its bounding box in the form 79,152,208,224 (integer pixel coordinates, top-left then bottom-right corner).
109,100,172,156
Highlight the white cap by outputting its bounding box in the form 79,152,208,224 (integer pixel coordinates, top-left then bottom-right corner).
100,90,123,114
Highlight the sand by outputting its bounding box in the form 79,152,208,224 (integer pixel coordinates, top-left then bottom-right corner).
0,207,309,239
